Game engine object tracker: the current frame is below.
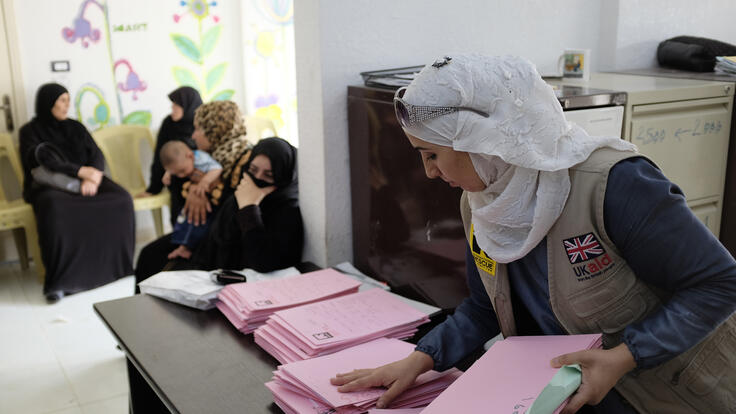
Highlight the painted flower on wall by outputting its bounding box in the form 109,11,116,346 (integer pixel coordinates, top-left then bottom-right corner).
75,84,111,130
174,0,220,23
114,59,147,100
61,0,152,129
61,0,102,48
171,0,233,101
255,0,293,25
254,94,284,129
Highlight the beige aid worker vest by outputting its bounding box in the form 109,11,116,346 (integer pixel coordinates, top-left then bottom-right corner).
460,148,736,414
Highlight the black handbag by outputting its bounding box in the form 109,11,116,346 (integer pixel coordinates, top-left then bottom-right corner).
31,142,81,193
657,35,736,72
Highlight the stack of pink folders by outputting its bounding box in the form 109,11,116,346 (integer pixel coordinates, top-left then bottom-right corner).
422,334,603,414
254,288,431,363
265,338,462,414
216,269,361,334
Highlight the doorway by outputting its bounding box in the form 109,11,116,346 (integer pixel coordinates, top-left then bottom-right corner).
0,0,29,262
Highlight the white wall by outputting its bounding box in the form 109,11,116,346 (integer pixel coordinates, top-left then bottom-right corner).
602,0,736,70
294,0,736,267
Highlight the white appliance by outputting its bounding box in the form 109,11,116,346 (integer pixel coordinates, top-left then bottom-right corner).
553,85,627,137
564,106,625,137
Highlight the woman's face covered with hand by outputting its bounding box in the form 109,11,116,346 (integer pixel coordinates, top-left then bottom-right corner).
242,137,297,193
246,154,275,188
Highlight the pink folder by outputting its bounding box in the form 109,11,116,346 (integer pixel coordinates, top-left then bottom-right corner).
266,338,461,413
421,334,602,414
216,269,361,333
227,268,361,312
271,288,429,347
254,288,431,363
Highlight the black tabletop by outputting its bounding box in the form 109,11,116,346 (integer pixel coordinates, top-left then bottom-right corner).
95,293,285,414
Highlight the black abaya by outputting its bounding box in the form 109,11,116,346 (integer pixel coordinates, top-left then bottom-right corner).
135,138,303,285
19,83,135,295
32,179,135,294
146,87,202,226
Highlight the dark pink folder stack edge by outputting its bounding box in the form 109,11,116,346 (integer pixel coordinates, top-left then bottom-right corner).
254,288,432,364
216,269,361,334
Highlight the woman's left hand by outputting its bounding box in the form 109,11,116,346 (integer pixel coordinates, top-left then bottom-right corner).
183,191,212,226
80,179,99,196
551,343,637,413
235,173,276,208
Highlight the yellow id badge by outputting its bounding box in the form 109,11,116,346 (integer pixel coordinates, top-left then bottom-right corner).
470,223,496,276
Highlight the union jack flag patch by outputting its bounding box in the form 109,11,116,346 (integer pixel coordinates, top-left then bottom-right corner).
563,233,605,264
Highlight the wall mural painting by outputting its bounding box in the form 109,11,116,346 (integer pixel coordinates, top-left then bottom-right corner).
114,59,147,100
245,0,295,138
74,84,111,130
254,93,284,130
62,0,152,129
61,0,102,48
172,0,234,102
255,0,293,25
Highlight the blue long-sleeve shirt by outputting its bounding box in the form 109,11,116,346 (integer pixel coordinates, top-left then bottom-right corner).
416,157,736,372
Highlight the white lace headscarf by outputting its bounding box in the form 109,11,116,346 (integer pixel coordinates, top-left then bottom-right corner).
402,54,636,263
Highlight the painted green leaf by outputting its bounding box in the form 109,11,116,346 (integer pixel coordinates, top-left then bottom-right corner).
172,67,200,90
171,34,201,63
200,25,222,58
122,110,152,126
206,63,228,93
210,89,235,101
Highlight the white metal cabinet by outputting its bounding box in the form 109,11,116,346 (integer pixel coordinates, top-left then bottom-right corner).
559,74,734,236
630,97,731,203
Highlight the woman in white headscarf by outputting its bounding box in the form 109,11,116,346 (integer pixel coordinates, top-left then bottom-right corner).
331,55,736,414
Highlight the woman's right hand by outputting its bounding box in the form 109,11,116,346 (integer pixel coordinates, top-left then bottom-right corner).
78,166,103,185
80,179,99,196
330,351,434,409
135,191,152,198
183,191,211,226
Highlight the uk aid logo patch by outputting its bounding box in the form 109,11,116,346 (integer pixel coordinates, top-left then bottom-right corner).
563,232,615,281
563,233,604,264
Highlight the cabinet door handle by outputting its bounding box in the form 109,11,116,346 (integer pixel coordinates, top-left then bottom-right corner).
0,95,14,132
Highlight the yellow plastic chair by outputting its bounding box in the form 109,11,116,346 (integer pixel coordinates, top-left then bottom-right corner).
244,115,277,141
0,132,45,281
91,125,169,237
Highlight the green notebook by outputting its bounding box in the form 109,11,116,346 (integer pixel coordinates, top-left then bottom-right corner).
527,364,582,414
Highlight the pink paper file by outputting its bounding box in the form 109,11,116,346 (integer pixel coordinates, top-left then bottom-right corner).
228,268,361,311
421,334,602,414
254,288,431,363
216,269,361,333
272,288,429,346
266,338,461,413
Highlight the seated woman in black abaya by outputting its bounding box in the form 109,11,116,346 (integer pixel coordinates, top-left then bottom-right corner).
137,86,202,225
19,83,135,303
135,136,303,284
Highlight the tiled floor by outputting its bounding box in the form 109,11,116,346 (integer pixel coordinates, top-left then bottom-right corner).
0,207,168,414
0,261,135,414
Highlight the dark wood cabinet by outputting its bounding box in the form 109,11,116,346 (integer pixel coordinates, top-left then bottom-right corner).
347,85,469,309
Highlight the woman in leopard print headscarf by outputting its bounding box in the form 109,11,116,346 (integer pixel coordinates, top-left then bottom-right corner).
192,100,253,185
133,100,257,290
